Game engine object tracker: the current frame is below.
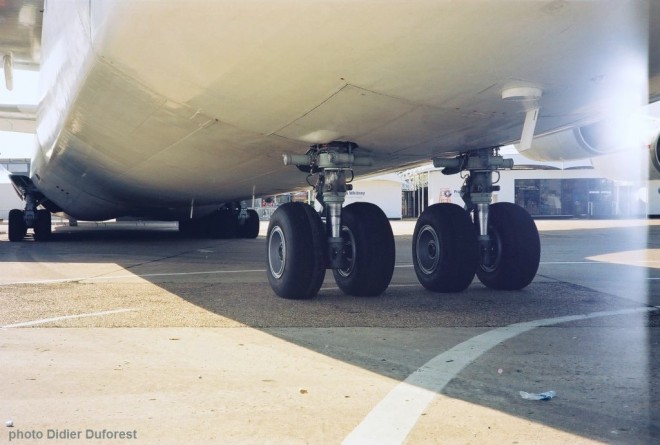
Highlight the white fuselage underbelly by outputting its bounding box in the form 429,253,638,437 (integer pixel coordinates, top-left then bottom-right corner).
30,0,646,220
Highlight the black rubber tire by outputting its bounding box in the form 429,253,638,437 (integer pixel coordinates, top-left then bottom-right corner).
178,217,209,238
33,209,52,241
332,202,395,297
476,202,540,290
238,209,260,239
207,209,237,239
8,209,27,242
178,219,196,237
412,203,478,292
266,202,326,299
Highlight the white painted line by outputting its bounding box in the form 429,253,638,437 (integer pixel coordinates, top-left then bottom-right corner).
540,261,598,265
3,259,650,286
0,277,101,285
1,308,138,329
0,269,267,285
342,306,658,445
320,283,419,292
541,261,660,265
88,269,266,280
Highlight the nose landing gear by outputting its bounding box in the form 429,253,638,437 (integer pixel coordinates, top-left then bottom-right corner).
8,189,52,242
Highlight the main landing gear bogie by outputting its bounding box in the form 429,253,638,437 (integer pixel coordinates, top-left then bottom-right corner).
267,142,395,300
8,208,52,242
413,147,541,293
412,201,540,292
179,206,260,239
266,201,395,300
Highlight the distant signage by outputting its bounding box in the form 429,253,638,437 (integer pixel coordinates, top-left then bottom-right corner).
347,190,366,199
438,188,455,203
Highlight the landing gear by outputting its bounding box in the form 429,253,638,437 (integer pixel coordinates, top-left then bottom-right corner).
206,208,238,239
414,147,540,292
268,141,395,299
178,204,260,239
8,193,52,242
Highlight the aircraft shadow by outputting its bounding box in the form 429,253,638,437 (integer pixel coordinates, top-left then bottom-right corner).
1,221,658,443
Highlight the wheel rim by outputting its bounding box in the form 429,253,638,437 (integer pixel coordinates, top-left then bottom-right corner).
268,226,286,279
480,226,502,273
337,225,356,278
416,224,441,275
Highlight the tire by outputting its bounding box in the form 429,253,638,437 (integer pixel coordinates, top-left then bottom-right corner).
266,202,326,299
207,209,237,239
332,202,395,296
178,219,196,237
8,209,26,242
33,209,52,241
238,209,260,239
476,202,540,290
412,203,478,292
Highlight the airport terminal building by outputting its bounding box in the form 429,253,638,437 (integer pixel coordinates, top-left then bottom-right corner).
0,159,30,220
401,161,650,219
361,152,654,219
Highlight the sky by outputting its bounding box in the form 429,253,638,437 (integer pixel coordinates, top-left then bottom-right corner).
0,69,39,159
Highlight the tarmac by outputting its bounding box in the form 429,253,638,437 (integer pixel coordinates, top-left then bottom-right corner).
0,218,658,444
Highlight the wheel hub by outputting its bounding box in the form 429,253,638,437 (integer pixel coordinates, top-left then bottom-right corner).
268,226,286,279
337,226,356,278
416,225,441,275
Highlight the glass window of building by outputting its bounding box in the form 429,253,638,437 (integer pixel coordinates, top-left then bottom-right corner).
515,178,623,218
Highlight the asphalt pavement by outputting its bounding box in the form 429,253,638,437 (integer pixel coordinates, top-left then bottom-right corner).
0,218,658,444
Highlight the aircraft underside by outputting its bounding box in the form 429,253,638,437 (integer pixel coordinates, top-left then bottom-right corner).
8,139,541,299
5,0,656,299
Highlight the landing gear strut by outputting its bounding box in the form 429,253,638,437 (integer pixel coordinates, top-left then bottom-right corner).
413,147,540,292
267,142,395,299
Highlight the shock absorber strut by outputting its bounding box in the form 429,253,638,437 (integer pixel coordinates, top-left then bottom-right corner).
433,147,514,265
283,141,373,269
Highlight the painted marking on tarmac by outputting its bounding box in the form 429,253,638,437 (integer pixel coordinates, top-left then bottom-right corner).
342,306,659,445
0,260,653,286
542,261,660,265
1,308,138,329
0,265,420,285
320,283,419,292
0,269,267,285
540,261,599,264
90,269,267,280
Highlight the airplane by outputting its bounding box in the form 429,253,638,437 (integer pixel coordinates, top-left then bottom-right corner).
1,0,658,300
